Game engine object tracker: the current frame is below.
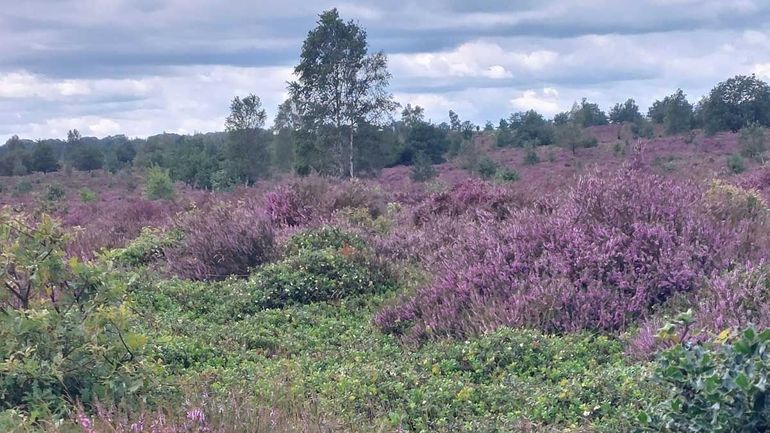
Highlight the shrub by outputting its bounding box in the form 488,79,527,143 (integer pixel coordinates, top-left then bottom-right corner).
244,247,394,311
376,169,747,340
476,156,499,179
411,179,522,226
641,325,770,432
45,183,66,201
164,201,276,280
0,212,148,416
79,188,98,203
110,227,183,267
495,168,520,183
285,226,367,255
409,152,437,182
12,180,32,196
263,185,313,226
144,166,175,200
523,145,540,165
727,154,746,174
739,122,766,162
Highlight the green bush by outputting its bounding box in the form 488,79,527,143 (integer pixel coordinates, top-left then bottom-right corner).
244,247,394,311
144,166,175,200
475,156,499,179
641,326,770,432
79,188,98,203
495,168,520,183
727,154,746,174
410,152,437,182
285,226,367,255
110,227,183,267
523,145,540,165
739,123,767,162
0,212,149,417
12,181,32,196
45,183,66,201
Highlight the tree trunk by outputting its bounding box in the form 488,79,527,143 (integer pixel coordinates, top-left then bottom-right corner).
349,124,355,178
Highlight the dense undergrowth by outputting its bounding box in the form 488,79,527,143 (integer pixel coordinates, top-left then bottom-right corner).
4,147,770,431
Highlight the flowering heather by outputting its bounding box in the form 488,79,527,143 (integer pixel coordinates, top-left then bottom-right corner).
164,199,276,280
375,168,762,340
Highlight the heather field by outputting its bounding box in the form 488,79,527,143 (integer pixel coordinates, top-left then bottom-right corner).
4,127,770,432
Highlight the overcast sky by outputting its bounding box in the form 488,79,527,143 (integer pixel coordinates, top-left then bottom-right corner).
2,0,770,141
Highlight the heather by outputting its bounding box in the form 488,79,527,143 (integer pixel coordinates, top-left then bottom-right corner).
5,130,770,432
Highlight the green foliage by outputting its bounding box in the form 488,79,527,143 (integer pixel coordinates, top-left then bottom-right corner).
700,74,770,134
495,167,520,183
641,325,770,432
144,166,174,200
409,151,437,182
475,156,499,179
570,98,609,127
727,154,747,174
45,183,65,201
648,89,694,134
523,145,540,165
29,142,59,173
739,123,766,162
0,212,149,417
609,98,643,124
555,122,598,155
79,188,97,203
285,226,367,255
110,227,183,267
13,180,33,196
631,117,655,139
70,143,104,171
501,110,555,147
224,94,270,183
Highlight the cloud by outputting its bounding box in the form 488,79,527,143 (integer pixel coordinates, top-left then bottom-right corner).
510,88,562,116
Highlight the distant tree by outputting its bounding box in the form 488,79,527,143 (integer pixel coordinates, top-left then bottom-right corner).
66,129,81,144
556,122,598,155
29,141,59,173
289,8,396,177
401,122,449,164
401,104,425,127
273,98,301,131
483,121,495,131
507,110,555,147
648,89,694,134
224,94,269,183
144,166,175,200
570,98,608,127
409,151,437,182
609,98,643,124
0,135,31,176
700,75,770,134
448,110,461,131
460,121,476,139
553,111,570,125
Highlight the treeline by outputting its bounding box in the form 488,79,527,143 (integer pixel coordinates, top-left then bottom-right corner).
2,8,770,185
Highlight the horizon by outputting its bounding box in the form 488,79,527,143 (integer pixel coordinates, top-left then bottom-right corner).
2,0,770,142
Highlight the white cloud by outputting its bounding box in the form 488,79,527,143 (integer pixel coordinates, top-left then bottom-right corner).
510,88,562,115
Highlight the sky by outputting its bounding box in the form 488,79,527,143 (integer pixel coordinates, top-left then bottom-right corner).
2,0,770,142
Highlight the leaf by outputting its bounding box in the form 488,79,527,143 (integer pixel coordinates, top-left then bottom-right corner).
735,373,751,391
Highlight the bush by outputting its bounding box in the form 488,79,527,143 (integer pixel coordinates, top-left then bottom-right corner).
164,201,276,280
144,166,175,200
0,212,148,416
523,145,540,165
476,156,499,179
285,226,367,255
409,152,437,182
727,154,746,174
79,188,98,203
45,183,66,201
12,180,32,196
110,227,183,267
244,247,394,311
376,169,749,340
263,185,313,227
641,325,770,432
495,168,520,183
739,123,766,162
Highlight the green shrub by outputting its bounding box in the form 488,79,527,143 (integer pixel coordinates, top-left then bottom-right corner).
45,183,66,201
244,248,394,311
476,156,499,179
727,154,746,174
641,325,770,432
523,145,540,165
739,123,767,162
12,180,32,196
110,227,183,267
79,188,98,203
285,226,367,255
0,212,149,416
410,152,437,182
144,166,175,200
495,167,520,183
